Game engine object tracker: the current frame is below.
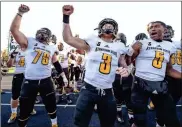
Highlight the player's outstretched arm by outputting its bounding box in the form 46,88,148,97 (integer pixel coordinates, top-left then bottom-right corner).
10,4,29,51
62,5,89,51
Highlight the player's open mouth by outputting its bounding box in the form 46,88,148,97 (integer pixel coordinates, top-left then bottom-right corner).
151,32,157,36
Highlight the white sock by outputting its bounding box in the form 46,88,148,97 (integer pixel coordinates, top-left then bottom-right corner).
11,107,17,113
74,81,77,90
128,114,134,119
51,117,57,125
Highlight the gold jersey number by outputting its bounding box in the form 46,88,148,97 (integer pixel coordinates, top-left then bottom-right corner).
152,51,164,69
32,49,50,65
170,50,182,65
59,54,64,63
99,53,112,74
18,57,25,67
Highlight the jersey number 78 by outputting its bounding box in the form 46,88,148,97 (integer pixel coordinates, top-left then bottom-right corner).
32,49,50,65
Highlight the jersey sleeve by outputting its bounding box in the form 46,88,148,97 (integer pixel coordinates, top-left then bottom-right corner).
83,34,97,50
50,45,59,56
27,37,37,50
54,45,59,55
119,43,127,55
125,45,133,56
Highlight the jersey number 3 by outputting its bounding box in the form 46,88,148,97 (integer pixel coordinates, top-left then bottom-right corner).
99,53,112,74
152,51,164,69
32,49,50,65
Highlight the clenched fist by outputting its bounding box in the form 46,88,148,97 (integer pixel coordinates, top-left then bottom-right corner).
132,41,142,51
116,67,129,77
62,5,74,15
18,4,30,14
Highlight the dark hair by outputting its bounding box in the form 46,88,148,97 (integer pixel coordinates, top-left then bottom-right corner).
151,21,166,28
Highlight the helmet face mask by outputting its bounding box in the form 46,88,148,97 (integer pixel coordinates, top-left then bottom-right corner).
101,24,115,34
51,35,57,45
116,33,127,45
35,28,52,44
135,33,148,41
163,25,174,40
96,18,118,39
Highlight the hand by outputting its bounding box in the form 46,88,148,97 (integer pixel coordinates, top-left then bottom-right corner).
132,41,142,51
18,4,30,14
10,52,17,58
63,77,68,87
62,5,74,15
10,48,18,58
116,67,129,77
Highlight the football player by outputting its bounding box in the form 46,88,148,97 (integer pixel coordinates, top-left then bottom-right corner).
73,55,83,92
57,42,72,104
10,4,68,127
155,25,181,127
57,42,69,83
6,45,37,124
112,33,127,124
163,25,174,42
164,25,181,105
62,5,130,127
1,63,8,94
68,49,76,86
114,33,136,125
51,34,57,45
130,21,181,127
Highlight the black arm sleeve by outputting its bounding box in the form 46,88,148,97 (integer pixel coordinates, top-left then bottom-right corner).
53,61,63,74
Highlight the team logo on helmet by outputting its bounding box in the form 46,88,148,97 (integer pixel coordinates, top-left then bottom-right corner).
94,18,118,38
35,28,52,44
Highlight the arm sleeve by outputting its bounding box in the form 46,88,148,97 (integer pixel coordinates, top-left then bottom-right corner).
83,34,97,50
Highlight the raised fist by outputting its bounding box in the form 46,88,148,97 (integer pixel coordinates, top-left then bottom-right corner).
18,4,30,14
62,5,74,15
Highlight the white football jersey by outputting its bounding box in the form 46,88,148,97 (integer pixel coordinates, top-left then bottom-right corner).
12,49,26,74
171,41,182,72
24,38,57,80
83,34,127,89
134,38,176,81
83,53,88,67
74,54,83,67
58,51,69,68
